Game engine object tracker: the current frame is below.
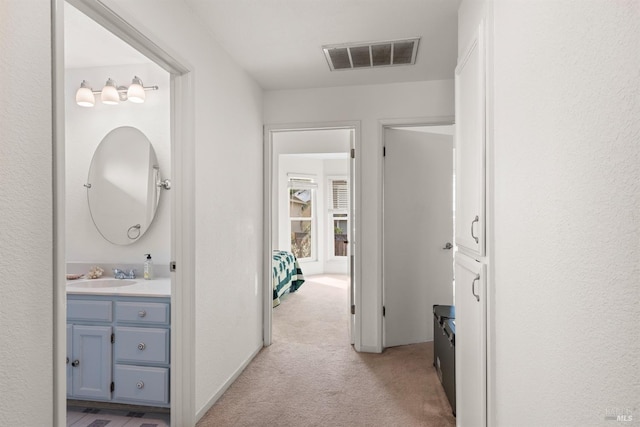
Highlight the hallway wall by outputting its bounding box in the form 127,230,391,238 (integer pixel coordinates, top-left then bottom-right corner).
490,1,640,424
0,1,54,425
264,80,454,351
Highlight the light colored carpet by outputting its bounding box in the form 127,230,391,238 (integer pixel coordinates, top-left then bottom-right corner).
197,275,455,427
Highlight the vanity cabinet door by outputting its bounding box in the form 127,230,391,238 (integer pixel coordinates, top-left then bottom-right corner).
66,324,72,397
71,325,112,400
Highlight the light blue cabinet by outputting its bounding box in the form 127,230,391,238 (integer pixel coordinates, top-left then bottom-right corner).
71,325,112,400
67,294,170,407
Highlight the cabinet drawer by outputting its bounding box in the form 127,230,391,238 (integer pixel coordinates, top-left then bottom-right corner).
114,364,169,405
68,300,112,322
116,301,169,325
115,327,169,364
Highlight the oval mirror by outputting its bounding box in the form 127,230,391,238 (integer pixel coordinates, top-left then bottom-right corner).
87,126,163,245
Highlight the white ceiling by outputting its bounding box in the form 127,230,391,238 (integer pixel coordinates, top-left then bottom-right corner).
65,0,460,91
186,0,460,90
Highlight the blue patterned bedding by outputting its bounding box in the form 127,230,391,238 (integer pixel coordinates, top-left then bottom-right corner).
272,250,305,307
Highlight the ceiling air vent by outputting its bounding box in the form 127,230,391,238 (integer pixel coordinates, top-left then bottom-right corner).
322,37,420,71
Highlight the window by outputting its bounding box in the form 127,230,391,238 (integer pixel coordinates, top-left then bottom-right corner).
289,177,317,260
329,178,349,258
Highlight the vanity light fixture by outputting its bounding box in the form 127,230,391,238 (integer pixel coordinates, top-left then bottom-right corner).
75,76,159,107
100,78,120,105
75,80,95,107
127,76,146,103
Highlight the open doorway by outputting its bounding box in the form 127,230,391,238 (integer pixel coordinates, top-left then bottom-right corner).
264,124,360,348
54,1,193,425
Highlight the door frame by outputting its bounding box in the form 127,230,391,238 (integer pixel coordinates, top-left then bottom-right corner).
52,1,195,425
263,121,362,350
379,116,454,349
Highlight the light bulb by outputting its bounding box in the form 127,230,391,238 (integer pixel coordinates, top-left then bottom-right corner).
127,76,146,103
101,78,119,105
75,81,95,107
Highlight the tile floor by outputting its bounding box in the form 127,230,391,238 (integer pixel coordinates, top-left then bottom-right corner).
67,406,170,427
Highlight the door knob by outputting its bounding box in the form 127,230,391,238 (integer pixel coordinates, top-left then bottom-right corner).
442,242,453,250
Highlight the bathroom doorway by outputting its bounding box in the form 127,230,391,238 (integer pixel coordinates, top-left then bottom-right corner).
54,1,194,425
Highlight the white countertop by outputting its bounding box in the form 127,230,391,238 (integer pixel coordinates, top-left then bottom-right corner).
66,277,171,297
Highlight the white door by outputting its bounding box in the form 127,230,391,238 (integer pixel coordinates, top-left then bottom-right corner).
454,253,486,427
383,127,454,347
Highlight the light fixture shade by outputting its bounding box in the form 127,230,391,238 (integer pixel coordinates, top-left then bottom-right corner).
127,76,146,103
101,78,119,105
75,81,95,107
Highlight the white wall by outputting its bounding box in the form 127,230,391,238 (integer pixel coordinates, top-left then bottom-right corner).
265,80,454,351
0,1,53,425
102,0,264,418
461,0,640,424
65,63,171,266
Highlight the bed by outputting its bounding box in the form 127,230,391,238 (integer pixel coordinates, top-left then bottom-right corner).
272,250,305,307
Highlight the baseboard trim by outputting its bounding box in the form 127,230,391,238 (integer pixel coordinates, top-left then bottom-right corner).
195,342,263,421
358,344,383,353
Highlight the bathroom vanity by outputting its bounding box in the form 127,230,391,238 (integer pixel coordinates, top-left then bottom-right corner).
66,278,171,408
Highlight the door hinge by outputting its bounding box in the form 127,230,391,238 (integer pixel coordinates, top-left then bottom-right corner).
170,261,176,272
110,382,115,392
383,306,386,317
383,146,386,157
350,148,355,159
351,304,355,315
111,333,115,343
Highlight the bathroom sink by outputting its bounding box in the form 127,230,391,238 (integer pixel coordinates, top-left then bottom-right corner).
67,279,137,288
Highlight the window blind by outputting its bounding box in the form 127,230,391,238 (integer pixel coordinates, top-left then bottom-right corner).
332,180,349,210
288,177,317,190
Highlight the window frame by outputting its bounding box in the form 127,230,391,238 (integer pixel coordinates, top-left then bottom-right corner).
288,176,317,261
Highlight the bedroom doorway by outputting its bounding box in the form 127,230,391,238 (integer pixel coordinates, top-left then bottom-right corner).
264,123,361,349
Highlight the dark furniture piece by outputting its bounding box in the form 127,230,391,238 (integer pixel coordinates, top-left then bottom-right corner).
433,304,456,416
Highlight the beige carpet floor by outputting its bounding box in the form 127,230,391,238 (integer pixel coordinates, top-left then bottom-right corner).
197,275,455,427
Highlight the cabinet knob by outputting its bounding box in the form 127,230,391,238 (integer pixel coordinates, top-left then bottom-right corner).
71,359,80,367
66,357,69,365
138,310,147,318
138,342,146,351
136,381,144,389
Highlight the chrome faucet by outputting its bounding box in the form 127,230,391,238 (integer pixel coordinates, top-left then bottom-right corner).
113,268,136,279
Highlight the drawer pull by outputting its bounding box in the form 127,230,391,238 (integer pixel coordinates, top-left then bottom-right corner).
138,310,147,318
136,381,144,389
138,342,146,351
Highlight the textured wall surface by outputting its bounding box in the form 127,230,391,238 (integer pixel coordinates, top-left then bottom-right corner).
0,1,54,425
491,0,640,425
